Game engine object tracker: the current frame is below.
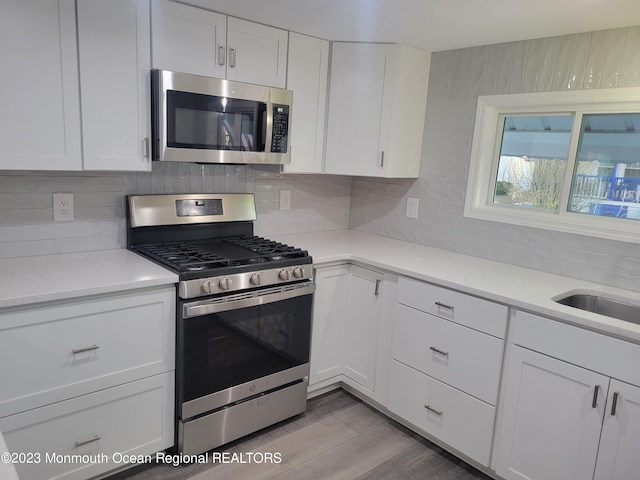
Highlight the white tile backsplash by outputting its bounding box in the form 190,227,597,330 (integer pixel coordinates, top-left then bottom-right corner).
0,166,351,258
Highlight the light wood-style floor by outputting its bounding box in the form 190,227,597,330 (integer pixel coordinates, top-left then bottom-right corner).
107,389,492,480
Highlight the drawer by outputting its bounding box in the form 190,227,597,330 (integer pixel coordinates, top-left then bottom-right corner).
513,310,640,387
393,304,504,405
0,287,175,417
397,277,507,338
388,360,495,467
0,372,174,480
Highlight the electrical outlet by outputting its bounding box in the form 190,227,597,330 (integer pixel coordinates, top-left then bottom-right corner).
406,197,419,219
279,190,291,210
53,193,74,221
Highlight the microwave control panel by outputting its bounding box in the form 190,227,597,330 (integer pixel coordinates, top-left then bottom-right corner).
271,105,289,153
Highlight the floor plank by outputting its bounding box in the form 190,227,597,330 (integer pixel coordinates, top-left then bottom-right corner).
189,416,360,480
270,422,417,480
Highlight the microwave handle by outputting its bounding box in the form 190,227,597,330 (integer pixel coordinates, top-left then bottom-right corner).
218,45,226,66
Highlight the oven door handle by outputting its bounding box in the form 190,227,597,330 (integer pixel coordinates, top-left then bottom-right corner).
183,282,315,318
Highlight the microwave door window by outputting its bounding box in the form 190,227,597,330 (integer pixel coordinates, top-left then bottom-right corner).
167,91,266,152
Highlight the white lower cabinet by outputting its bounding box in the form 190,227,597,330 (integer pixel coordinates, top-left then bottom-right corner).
0,373,173,480
341,265,386,392
593,379,640,480
388,360,496,465
0,286,176,480
309,264,396,405
496,310,640,480
495,346,606,479
309,265,348,386
388,276,507,467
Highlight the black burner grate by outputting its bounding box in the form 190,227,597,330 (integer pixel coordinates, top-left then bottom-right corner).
133,236,308,274
227,236,308,260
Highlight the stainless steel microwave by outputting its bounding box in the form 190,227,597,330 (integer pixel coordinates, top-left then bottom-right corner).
151,70,292,165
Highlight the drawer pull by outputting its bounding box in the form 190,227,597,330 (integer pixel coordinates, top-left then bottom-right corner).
424,404,443,416
611,392,619,416
434,301,454,312
72,345,99,354
592,385,600,408
74,435,101,447
429,346,449,357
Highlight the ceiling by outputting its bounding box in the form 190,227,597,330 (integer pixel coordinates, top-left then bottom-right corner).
182,0,640,52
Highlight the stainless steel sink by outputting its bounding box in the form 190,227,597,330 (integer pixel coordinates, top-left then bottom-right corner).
555,293,640,325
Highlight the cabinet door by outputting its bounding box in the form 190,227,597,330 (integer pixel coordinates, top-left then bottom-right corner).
151,0,227,78
325,43,392,177
77,0,151,171
342,265,384,391
593,379,640,480
309,265,348,386
0,0,82,170
496,346,608,480
283,33,329,174
226,17,288,88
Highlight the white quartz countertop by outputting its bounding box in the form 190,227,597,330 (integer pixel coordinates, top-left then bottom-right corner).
272,230,640,343
0,249,177,309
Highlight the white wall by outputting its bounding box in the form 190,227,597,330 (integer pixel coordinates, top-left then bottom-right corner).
350,25,640,291
0,164,351,258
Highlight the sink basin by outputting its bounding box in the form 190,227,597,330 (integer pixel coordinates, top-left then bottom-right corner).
555,293,640,325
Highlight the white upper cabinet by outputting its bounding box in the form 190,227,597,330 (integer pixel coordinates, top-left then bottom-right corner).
284,33,329,174
152,1,288,88
0,0,151,172
226,17,288,88
325,43,431,178
78,0,151,171
0,0,82,171
151,0,227,78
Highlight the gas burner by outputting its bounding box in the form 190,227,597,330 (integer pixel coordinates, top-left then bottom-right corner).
128,195,312,292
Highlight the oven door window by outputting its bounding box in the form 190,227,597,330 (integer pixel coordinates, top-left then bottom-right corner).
167,90,267,152
180,294,311,404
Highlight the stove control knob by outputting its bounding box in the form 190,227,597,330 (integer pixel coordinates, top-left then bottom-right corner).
249,273,261,286
218,277,231,290
292,267,305,279
278,269,291,281
201,281,215,294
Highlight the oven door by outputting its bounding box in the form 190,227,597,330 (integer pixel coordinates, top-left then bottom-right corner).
178,281,314,420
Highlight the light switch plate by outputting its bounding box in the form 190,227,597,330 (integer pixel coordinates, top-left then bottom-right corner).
279,190,291,210
406,197,419,219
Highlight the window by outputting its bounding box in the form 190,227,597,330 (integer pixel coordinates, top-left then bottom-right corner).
465,89,640,242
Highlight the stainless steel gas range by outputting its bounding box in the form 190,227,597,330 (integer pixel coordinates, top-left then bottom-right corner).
127,194,314,455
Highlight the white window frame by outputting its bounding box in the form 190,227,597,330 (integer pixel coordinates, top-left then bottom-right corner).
465,88,640,243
